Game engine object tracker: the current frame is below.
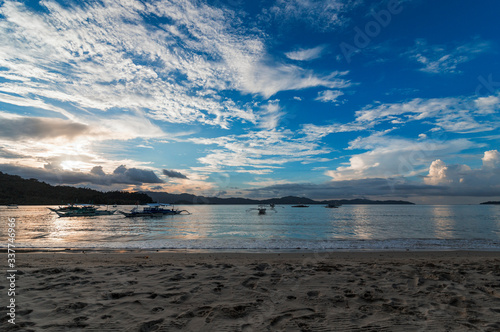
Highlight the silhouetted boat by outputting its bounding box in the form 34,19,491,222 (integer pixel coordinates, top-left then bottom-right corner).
119,203,190,217
246,204,277,215
49,204,116,217
326,203,341,208
291,204,309,208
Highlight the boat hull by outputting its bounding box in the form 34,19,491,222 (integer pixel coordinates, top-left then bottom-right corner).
119,210,188,217
56,210,116,217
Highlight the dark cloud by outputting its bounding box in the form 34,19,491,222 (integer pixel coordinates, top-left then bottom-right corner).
0,117,90,140
0,147,23,159
246,152,500,201
113,165,127,174
90,166,106,176
122,167,163,183
150,185,164,191
0,164,163,187
163,169,188,179
245,177,480,200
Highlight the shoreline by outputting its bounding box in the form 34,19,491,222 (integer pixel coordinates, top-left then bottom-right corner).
12,250,500,266
3,247,500,254
3,251,500,331
0,240,500,254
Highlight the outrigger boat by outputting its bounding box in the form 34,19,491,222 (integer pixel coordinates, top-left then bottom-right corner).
325,202,342,208
48,204,116,217
119,203,190,217
247,204,277,215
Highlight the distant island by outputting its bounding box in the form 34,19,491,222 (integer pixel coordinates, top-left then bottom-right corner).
145,192,415,205
0,171,415,205
480,201,500,205
0,172,152,205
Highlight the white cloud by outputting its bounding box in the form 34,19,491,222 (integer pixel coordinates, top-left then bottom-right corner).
483,150,500,169
355,94,500,133
315,90,344,103
407,38,492,74
0,0,350,132
0,93,76,120
424,151,500,195
189,126,332,174
299,122,369,141
285,45,326,61
257,101,285,130
425,159,471,185
326,133,477,181
475,95,500,114
266,0,354,31
237,65,350,99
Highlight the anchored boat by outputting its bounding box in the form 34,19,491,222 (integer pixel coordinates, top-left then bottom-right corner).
119,203,190,217
48,204,116,217
246,204,278,215
325,202,342,208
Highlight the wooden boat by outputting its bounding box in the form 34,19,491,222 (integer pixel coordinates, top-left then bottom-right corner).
49,204,116,217
247,204,277,215
119,203,190,217
325,203,342,208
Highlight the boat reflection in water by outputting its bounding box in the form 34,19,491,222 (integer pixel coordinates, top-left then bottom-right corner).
119,203,191,217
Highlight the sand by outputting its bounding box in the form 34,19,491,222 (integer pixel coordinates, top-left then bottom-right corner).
2,250,500,331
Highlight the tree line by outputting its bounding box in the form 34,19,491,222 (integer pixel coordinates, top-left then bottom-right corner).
0,172,152,205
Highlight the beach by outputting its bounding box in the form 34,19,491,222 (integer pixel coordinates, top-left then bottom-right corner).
2,251,500,331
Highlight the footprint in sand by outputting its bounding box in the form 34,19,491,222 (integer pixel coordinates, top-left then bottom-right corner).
138,318,164,332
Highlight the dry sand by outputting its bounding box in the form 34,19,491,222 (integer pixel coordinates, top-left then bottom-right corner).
2,250,500,331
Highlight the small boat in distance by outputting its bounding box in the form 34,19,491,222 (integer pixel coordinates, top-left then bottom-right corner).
48,204,116,217
291,204,309,208
6,204,18,209
326,202,342,208
247,204,277,215
119,203,190,217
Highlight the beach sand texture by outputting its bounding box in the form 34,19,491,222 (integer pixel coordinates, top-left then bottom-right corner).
2,251,500,331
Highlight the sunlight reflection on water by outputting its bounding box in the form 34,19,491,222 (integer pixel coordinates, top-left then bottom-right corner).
1,204,499,250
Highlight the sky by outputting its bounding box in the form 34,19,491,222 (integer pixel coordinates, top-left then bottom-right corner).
0,0,499,204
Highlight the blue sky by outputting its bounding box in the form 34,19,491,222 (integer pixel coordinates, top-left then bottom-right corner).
0,0,499,204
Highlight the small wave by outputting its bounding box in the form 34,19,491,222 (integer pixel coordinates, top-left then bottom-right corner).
6,238,500,251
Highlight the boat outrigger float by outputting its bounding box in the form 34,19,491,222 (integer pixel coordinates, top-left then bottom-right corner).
119,203,191,217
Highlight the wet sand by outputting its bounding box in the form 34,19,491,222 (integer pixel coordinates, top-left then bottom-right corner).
2,251,500,331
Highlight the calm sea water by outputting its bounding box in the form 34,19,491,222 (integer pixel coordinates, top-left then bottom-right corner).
1,204,500,251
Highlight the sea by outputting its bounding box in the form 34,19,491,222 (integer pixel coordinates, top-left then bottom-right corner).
1,204,500,251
